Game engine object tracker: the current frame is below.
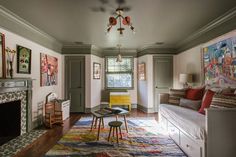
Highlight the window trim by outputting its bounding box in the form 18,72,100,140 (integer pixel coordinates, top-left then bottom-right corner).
105,56,134,90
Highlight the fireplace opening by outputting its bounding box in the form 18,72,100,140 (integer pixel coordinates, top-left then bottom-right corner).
0,100,21,146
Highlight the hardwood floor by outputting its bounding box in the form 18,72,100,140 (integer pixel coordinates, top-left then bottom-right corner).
14,109,158,157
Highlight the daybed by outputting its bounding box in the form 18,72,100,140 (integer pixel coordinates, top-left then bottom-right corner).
159,90,236,157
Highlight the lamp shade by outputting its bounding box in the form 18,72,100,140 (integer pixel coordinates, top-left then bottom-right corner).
179,74,192,83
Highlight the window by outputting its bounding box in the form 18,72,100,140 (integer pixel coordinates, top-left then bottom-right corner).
105,57,134,89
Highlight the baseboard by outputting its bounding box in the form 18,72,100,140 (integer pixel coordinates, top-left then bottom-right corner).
137,104,156,113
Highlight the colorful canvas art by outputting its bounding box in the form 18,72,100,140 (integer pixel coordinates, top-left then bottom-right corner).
40,53,58,86
203,36,236,87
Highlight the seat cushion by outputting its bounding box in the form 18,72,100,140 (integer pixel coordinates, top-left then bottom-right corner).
160,104,206,140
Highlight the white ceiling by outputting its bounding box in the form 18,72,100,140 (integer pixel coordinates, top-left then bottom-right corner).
0,0,236,49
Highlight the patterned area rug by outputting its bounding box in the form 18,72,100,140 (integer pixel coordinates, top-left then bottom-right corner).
0,129,46,157
45,117,186,157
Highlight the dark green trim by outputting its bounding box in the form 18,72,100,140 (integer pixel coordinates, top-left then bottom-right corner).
137,47,177,57
62,44,104,57
0,6,62,53
137,104,156,113
176,7,236,53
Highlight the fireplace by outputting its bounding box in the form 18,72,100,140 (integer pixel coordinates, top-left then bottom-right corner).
0,78,33,146
0,100,21,145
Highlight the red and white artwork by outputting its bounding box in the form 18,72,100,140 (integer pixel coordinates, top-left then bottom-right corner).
40,53,58,86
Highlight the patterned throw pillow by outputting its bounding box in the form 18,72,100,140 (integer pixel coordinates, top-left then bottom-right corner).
179,98,202,111
168,89,186,105
210,94,236,108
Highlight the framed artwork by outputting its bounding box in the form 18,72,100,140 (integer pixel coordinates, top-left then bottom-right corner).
17,45,31,74
40,53,58,86
138,63,146,80
0,33,6,78
203,35,236,87
93,62,101,79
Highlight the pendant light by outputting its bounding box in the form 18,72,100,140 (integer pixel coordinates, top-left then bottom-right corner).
116,44,122,62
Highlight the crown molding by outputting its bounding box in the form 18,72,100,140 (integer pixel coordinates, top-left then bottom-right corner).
0,5,62,52
176,6,236,53
62,44,92,54
137,47,176,57
102,48,137,57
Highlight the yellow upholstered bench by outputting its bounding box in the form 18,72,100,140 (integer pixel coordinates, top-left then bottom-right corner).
109,92,131,111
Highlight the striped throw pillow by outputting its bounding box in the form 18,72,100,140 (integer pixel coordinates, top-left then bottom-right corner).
168,89,186,105
210,94,236,108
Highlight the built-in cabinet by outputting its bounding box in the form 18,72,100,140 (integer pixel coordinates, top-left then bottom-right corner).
162,115,205,157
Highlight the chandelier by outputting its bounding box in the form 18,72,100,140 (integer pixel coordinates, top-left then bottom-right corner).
107,7,135,35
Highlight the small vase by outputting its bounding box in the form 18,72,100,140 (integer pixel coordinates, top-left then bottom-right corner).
9,61,13,79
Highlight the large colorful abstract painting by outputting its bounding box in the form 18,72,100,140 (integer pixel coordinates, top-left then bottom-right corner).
40,53,58,86
203,36,236,87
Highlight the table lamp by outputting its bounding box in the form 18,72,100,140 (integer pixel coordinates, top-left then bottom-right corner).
179,73,192,88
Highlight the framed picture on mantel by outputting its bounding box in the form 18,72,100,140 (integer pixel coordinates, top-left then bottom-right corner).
17,45,32,74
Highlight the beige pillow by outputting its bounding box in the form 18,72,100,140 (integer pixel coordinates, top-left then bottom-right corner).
179,98,202,111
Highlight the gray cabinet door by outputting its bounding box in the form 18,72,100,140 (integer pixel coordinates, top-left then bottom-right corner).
65,56,85,113
153,57,173,111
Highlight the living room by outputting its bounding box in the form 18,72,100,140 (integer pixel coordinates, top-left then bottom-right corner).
0,0,236,157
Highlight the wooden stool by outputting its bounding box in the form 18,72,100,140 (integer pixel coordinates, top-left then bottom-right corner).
108,121,123,143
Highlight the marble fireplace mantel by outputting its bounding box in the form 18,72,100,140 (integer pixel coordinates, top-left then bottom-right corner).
0,78,33,133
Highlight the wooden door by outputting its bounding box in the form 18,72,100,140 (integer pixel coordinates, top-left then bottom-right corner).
65,56,85,113
153,57,173,112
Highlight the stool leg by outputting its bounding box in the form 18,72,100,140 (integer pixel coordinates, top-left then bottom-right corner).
116,127,119,143
101,117,104,128
97,118,102,140
119,126,122,139
90,115,95,131
94,117,98,129
116,115,118,121
108,126,112,142
112,127,115,137
124,115,128,133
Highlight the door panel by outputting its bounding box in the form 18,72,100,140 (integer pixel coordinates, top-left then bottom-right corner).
154,57,173,112
65,56,85,113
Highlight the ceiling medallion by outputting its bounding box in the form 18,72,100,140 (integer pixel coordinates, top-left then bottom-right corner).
107,7,135,35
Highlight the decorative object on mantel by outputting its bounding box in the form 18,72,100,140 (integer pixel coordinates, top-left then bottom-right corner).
5,47,16,79
0,33,6,78
203,34,236,87
179,73,193,88
138,63,146,80
40,53,58,86
106,5,135,35
93,62,101,79
17,45,31,74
